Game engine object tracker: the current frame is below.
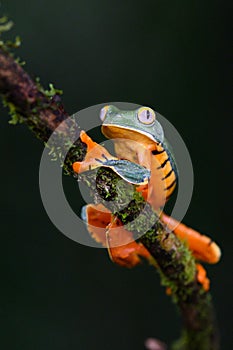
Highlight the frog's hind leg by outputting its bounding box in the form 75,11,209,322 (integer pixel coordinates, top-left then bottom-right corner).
82,203,151,268
161,212,221,264
106,216,151,268
73,130,117,173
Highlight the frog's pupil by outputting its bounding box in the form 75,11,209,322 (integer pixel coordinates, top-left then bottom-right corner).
146,110,150,119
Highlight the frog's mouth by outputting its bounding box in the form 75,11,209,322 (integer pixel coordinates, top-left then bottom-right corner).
102,125,160,146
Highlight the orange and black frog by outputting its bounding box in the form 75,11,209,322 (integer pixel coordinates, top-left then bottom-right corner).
73,105,221,291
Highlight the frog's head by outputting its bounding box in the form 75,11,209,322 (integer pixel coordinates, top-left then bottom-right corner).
100,105,164,145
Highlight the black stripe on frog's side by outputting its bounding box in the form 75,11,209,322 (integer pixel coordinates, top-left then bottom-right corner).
164,179,177,191
161,139,179,181
162,169,173,180
152,139,179,197
157,157,169,169
151,149,166,155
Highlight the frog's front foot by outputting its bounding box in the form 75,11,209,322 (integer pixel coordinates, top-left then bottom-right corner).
73,130,118,174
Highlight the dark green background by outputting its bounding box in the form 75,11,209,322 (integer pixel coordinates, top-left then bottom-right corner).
0,1,232,349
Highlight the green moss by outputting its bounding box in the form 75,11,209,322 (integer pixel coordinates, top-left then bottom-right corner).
171,239,196,285
40,82,63,98
4,35,21,48
2,98,25,125
0,17,13,36
34,78,63,99
0,17,22,51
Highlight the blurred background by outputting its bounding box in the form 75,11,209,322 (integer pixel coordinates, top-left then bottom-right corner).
0,1,232,349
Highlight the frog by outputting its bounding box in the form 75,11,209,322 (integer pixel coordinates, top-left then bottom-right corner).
73,105,221,290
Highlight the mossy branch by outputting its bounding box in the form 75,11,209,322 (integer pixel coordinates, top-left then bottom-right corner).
0,25,220,350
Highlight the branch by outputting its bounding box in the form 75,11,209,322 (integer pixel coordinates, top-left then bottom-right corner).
0,38,220,350
0,45,85,173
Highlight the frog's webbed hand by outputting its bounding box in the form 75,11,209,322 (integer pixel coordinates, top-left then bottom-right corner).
73,131,151,187
73,130,118,174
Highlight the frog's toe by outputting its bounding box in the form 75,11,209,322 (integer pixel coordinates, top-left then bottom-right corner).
196,263,210,291
81,205,88,223
106,218,151,268
81,203,112,246
73,161,82,173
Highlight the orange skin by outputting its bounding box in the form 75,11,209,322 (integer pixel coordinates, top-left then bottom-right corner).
73,131,221,291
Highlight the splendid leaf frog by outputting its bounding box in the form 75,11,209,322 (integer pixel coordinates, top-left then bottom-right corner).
73,106,221,291
100,105,178,209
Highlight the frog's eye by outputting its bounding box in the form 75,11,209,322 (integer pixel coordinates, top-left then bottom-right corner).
137,107,156,125
99,105,110,121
